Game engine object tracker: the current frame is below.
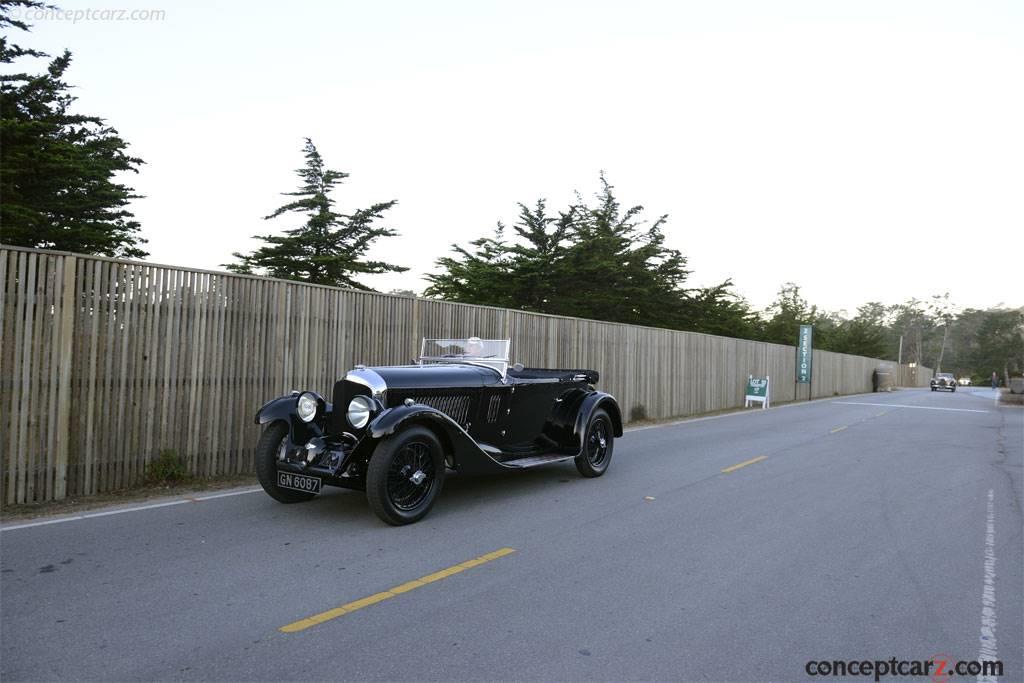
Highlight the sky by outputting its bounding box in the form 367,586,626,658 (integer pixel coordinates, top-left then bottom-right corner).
6,0,1023,315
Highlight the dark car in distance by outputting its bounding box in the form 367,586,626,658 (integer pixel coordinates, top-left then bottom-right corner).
931,372,957,392
253,338,623,525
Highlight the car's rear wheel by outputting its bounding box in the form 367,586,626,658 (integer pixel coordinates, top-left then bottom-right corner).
255,422,317,504
575,408,614,478
366,426,445,525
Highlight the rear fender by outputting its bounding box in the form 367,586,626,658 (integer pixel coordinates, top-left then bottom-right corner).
573,392,624,446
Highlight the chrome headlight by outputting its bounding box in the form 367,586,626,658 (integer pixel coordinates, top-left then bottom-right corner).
347,395,374,429
296,392,319,423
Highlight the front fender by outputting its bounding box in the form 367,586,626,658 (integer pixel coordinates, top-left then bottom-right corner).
255,396,298,425
367,405,509,474
254,394,331,448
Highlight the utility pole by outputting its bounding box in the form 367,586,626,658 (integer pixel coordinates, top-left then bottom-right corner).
897,335,903,365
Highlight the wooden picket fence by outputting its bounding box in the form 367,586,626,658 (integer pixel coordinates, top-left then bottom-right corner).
0,245,932,506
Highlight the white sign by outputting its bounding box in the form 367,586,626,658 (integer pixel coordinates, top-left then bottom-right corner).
744,375,770,409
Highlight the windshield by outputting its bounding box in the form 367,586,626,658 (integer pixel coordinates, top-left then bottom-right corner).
419,338,510,377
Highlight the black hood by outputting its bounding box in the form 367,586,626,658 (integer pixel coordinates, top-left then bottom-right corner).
368,364,500,390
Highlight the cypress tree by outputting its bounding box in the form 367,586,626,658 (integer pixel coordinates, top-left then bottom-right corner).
1,0,147,257
227,139,407,290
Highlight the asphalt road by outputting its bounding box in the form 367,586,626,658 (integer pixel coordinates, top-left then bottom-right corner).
2,389,1022,682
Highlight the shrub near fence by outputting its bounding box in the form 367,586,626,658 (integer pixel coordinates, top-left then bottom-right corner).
0,245,933,507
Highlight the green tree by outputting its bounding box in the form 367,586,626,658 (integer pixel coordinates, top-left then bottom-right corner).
928,293,958,373
0,0,147,257
505,200,573,313
945,308,988,378
759,283,827,346
973,308,1024,386
555,175,690,326
427,175,691,329
227,139,406,290
678,279,761,339
425,201,576,312
425,224,516,307
827,302,889,358
888,298,936,366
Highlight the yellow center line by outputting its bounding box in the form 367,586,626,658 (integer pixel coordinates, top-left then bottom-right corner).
721,455,767,473
830,425,848,433
279,547,516,633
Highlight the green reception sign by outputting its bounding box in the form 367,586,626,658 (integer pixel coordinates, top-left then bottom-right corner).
796,324,813,384
746,377,767,397
745,375,770,409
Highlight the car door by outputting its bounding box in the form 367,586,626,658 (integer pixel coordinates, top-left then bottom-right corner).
503,380,565,450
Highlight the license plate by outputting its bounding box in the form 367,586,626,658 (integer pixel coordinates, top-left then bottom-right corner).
277,471,321,494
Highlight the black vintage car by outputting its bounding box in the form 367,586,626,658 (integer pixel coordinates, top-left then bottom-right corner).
253,338,623,525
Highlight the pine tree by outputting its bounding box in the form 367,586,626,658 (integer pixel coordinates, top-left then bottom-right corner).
888,298,936,367
424,201,573,311
974,308,1024,386
427,174,691,329
826,302,889,358
0,0,147,258
555,174,690,326
226,139,407,290
760,283,827,346
505,200,572,313
424,225,515,307
679,280,760,339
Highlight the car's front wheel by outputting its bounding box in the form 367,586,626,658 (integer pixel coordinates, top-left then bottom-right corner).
255,422,317,504
576,408,614,478
366,426,445,525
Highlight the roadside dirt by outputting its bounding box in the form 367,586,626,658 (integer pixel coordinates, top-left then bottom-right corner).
999,389,1024,406
0,474,258,521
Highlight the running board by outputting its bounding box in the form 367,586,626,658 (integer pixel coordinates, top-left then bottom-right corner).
500,453,575,469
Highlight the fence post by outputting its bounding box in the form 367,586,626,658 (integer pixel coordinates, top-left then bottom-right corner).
54,255,77,500
412,295,420,358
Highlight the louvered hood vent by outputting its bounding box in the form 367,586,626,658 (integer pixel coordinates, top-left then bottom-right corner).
392,391,472,426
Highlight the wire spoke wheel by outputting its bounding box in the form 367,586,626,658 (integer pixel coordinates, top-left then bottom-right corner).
386,441,435,511
367,426,445,525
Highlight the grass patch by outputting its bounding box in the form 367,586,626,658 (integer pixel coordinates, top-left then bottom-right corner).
144,450,190,486
630,404,648,421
